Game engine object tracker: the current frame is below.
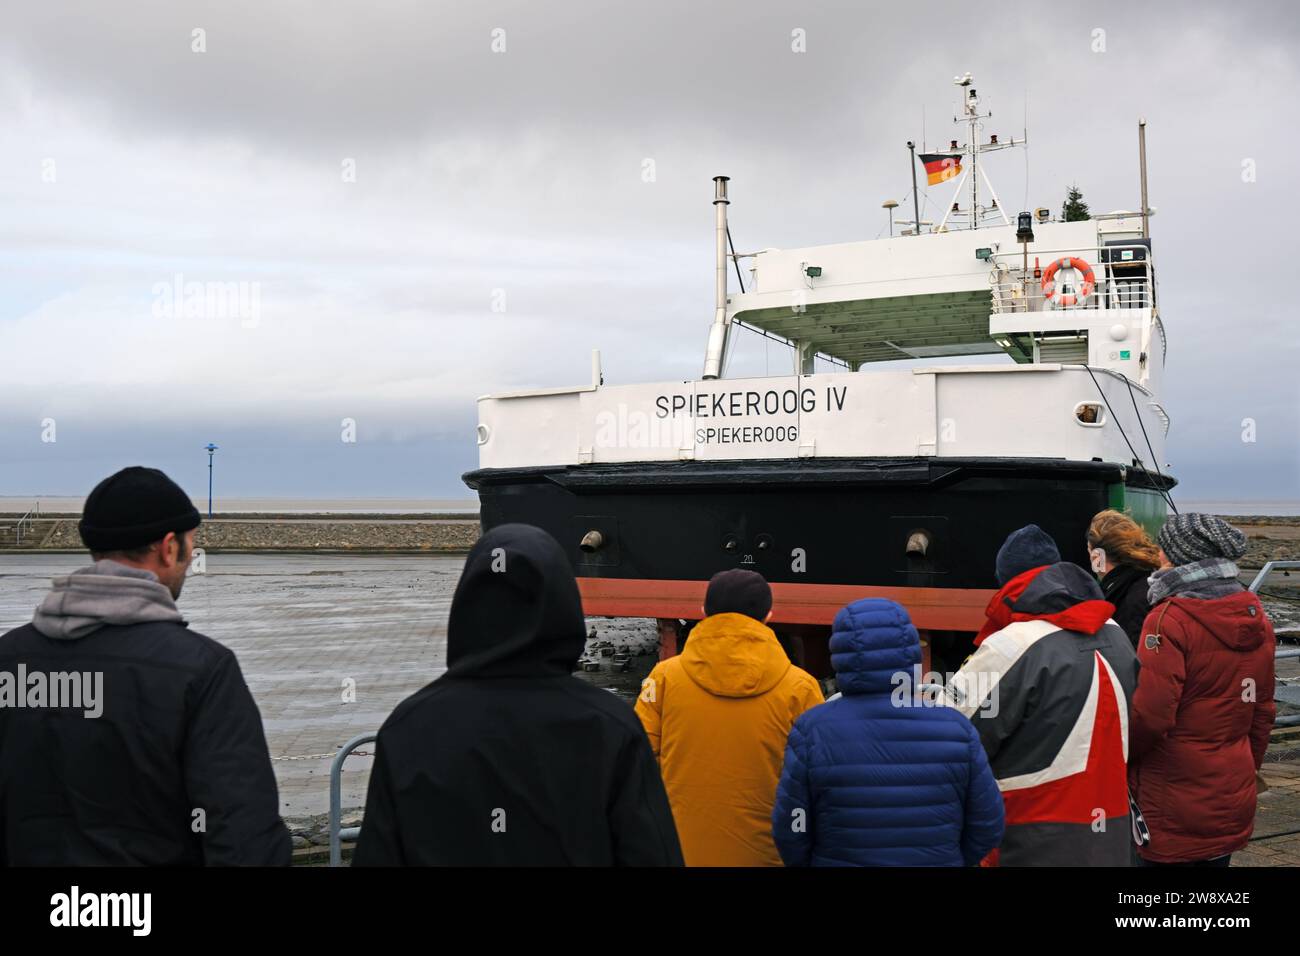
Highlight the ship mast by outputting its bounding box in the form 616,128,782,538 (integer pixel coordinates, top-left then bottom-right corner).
938,73,1024,232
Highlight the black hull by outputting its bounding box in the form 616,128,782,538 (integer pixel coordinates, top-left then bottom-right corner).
464,456,1174,591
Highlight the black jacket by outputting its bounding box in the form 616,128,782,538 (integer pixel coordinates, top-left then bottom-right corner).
1101,563,1154,648
0,588,290,866
353,524,682,866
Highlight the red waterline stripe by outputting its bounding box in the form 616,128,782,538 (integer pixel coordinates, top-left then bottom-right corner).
576,577,994,630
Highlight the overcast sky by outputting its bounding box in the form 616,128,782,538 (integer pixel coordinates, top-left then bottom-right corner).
1,0,1296,501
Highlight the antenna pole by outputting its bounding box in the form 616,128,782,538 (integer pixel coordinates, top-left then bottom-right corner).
968,92,979,229
907,141,922,236
942,75,1023,231
1138,118,1150,239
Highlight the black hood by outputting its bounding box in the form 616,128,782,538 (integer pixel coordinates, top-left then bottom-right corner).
445,524,586,678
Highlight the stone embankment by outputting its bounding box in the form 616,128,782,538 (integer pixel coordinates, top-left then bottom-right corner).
4,514,1300,563
0,514,481,553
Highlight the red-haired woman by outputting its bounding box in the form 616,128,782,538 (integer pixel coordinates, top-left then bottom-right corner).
1086,510,1162,647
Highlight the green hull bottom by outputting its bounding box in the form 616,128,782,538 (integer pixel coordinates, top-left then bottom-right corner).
1107,483,1170,540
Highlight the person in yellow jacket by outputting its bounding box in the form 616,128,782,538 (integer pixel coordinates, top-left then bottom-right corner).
635,569,824,866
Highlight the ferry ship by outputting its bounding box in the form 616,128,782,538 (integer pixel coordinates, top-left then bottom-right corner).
463,75,1175,675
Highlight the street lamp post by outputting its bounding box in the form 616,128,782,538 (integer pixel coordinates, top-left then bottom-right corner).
205,443,218,518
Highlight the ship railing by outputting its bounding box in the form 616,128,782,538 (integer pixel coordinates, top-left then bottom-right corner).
989,243,1155,316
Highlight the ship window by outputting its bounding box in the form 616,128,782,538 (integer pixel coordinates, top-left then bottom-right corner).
1074,402,1106,427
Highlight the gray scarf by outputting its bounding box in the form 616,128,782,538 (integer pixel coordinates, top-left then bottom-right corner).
32,559,184,640
1147,557,1244,606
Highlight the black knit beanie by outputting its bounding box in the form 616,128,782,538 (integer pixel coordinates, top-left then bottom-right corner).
704,569,773,622
995,524,1062,585
79,467,201,552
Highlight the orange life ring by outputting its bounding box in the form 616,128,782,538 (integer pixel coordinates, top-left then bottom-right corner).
1041,256,1095,307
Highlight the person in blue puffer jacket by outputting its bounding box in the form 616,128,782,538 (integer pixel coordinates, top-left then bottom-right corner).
772,597,1004,866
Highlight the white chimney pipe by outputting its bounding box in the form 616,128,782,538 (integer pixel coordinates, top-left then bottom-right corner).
702,176,730,380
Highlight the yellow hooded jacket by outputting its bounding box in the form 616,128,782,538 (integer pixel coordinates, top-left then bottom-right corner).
635,612,824,866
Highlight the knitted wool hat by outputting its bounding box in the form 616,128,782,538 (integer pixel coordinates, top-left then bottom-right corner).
1157,513,1247,566
995,524,1062,585
704,569,773,622
79,467,201,552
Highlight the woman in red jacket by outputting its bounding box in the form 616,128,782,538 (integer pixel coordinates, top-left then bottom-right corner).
1130,514,1276,866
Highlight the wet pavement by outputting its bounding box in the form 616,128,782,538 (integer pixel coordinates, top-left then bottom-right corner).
0,553,656,822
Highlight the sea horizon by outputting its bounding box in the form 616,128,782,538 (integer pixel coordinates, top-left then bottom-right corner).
3,495,1298,517
0,495,479,515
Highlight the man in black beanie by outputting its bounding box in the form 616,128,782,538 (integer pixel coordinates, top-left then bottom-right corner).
77,465,203,597
0,467,291,865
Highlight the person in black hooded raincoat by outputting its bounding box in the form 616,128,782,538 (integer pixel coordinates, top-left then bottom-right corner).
353,524,683,866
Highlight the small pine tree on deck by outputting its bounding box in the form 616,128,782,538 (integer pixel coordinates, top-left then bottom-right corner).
1062,184,1091,222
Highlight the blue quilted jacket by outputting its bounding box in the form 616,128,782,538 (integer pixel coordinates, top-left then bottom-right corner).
772,598,1004,866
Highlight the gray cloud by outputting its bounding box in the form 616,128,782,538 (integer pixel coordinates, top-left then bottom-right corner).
1,0,1297,500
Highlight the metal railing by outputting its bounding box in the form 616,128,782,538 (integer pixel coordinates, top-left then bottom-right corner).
1249,561,1300,729
11,503,39,546
1250,561,1300,661
1249,560,1299,595
990,243,1155,315
328,732,377,867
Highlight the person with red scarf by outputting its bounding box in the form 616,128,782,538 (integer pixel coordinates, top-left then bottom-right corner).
945,525,1139,866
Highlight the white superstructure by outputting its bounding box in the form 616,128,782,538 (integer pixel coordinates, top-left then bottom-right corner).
476,77,1170,487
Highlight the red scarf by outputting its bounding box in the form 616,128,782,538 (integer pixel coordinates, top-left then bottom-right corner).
973,565,1116,646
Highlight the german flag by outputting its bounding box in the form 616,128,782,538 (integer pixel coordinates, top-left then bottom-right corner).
919,152,963,186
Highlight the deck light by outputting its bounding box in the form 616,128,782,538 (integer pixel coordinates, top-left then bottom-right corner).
804,265,822,278
1016,212,1035,243
976,247,993,260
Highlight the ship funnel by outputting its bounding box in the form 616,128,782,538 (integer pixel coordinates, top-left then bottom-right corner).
702,175,730,380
